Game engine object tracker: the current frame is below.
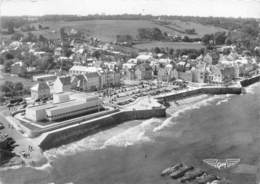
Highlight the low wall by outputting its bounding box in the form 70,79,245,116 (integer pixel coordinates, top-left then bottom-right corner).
39,108,166,150
240,75,260,87
156,87,241,101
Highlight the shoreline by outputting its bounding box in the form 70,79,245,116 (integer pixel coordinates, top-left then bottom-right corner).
1,76,260,170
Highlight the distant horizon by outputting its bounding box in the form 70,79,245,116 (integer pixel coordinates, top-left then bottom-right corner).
1,13,259,20
1,0,260,18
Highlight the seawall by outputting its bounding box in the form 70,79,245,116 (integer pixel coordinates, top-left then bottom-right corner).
155,87,242,101
240,75,260,87
39,108,166,150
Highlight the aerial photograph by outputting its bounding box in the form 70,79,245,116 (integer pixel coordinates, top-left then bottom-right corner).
0,0,260,183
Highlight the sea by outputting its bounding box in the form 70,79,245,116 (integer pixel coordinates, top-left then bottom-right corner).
1,83,260,184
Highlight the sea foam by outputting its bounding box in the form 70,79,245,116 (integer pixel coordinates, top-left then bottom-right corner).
153,95,229,132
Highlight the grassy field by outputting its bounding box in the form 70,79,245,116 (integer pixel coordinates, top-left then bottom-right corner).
134,41,205,50
25,19,227,42
30,20,174,42
166,19,227,38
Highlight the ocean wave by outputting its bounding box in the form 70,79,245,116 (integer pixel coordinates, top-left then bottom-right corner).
31,162,53,171
245,82,260,94
0,164,23,171
215,94,232,106
153,95,228,132
102,118,159,148
44,118,161,159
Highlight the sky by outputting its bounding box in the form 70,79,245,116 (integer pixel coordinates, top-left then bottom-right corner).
1,0,260,18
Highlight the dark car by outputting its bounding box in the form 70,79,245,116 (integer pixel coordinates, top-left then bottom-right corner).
179,169,205,183
161,163,183,176
10,98,23,104
196,174,219,184
170,165,194,179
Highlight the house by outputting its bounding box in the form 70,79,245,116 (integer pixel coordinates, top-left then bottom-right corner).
209,65,223,83
135,63,153,80
69,65,101,76
125,68,135,80
157,65,169,81
53,76,71,93
136,54,152,63
191,63,206,83
30,81,51,100
71,74,88,91
157,64,177,82
85,72,100,91
103,70,121,87
203,53,213,65
178,70,193,82
32,74,57,82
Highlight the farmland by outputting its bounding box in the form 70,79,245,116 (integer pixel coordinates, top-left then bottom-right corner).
27,19,226,42
164,19,227,38
134,41,205,50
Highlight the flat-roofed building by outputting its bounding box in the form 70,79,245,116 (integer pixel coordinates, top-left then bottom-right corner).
25,104,52,122
25,93,100,122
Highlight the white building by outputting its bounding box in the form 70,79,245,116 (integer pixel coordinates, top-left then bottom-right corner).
25,93,100,122
30,82,51,100
32,74,57,82
53,76,71,93
69,65,101,76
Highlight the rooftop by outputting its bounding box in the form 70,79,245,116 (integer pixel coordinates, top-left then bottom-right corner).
70,65,101,73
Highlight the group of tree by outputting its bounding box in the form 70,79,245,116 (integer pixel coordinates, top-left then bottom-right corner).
0,81,27,98
116,34,133,44
201,31,227,45
185,28,196,35
152,46,205,59
137,27,166,41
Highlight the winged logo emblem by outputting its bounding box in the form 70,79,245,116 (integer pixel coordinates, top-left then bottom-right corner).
203,158,240,170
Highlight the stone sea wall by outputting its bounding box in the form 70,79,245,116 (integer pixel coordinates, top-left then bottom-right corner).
39,108,166,150
240,75,260,87
156,87,242,101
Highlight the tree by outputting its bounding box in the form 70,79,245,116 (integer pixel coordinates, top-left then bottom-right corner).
37,55,55,71
6,21,15,34
152,28,164,40
92,50,101,59
183,36,191,42
14,82,24,91
38,34,47,42
225,37,232,45
214,32,227,45
11,32,24,41
202,34,214,45
1,81,14,97
3,60,13,72
154,47,161,54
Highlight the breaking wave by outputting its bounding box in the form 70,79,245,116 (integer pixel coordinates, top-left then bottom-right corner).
215,94,232,106
245,82,260,94
102,118,159,148
44,118,161,160
153,95,230,132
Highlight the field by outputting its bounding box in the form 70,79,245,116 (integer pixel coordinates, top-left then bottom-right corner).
134,41,205,50
27,19,226,42
165,19,227,38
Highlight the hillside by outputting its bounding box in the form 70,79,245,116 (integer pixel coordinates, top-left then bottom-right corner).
28,19,226,42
